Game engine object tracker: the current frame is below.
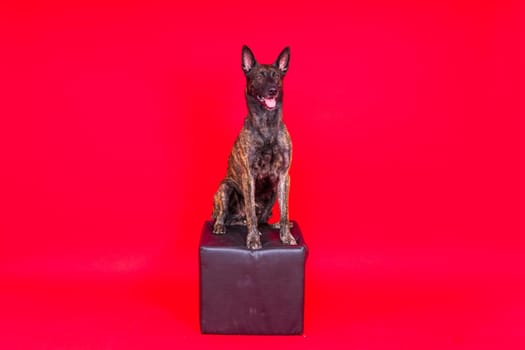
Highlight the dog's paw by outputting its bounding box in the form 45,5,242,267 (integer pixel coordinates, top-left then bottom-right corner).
213,222,226,235
280,230,297,245
246,231,262,249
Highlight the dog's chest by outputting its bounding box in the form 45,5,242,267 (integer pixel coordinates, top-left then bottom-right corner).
250,140,289,179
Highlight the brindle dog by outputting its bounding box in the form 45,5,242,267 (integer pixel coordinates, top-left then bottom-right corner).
212,46,296,249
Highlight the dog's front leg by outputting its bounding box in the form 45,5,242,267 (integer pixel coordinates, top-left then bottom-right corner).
242,174,262,249
278,174,297,245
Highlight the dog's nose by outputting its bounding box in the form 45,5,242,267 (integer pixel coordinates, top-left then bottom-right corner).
268,88,278,97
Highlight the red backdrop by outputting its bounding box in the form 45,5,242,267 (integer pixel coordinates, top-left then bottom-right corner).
1,0,524,349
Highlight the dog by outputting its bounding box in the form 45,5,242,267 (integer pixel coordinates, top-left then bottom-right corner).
212,46,296,249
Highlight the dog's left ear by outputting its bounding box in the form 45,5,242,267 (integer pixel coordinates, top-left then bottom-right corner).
242,45,257,75
274,47,290,75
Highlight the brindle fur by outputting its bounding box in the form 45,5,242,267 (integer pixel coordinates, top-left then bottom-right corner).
212,46,296,249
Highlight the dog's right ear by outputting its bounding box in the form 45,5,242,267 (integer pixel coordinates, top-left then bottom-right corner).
275,47,290,75
242,45,256,75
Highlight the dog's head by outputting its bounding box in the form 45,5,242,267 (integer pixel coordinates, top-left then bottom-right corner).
242,46,290,111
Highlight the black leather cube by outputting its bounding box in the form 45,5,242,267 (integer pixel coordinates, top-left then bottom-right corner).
199,221,307,335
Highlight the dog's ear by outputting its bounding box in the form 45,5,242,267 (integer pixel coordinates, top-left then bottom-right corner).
274,47,290,75
242,45,256,74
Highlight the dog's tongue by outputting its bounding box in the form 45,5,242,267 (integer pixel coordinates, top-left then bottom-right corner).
265,98,276,109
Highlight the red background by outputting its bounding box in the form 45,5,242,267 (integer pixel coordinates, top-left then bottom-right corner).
1,0,524,348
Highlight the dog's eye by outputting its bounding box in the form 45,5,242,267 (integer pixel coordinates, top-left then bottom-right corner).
256,74,264,81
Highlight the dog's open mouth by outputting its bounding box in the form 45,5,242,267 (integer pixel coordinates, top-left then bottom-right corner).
257,95,277,110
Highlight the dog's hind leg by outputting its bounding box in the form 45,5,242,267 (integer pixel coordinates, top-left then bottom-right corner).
212,181,232,235
258,191,276,225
